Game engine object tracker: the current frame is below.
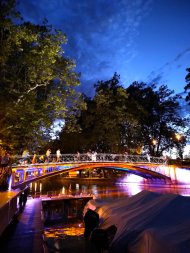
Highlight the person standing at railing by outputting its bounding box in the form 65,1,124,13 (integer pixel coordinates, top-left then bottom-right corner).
21,149,30,164
32,152,37,164
76,151,80,161
164,155,169,164
124,151,128,162
46,148,51,162
91,151,97,162
146,153,151,162
56,149,61,162
87,150,92,161
39,155,45,163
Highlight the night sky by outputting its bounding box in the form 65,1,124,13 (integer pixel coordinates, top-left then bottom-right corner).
17,0,190,96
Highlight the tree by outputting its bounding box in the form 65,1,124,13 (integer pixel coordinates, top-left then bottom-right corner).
125,82,188,156
60,77,188,157
78,73,130,152
58,73,130,153
0,0,82,152
184,68,190,103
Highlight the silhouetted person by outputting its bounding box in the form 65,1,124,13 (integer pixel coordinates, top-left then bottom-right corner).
23,188,29,206
1,152,10,169
84,208,99,239
90,225,117,253
39,155,45,163
19,193,24,212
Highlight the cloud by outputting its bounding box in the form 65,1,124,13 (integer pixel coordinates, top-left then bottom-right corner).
147,48,190,87
18,0,153,95
174,48,190,62
148,73,164,85
162,48,190,69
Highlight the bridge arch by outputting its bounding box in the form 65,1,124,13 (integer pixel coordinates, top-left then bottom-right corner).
64,163,170,180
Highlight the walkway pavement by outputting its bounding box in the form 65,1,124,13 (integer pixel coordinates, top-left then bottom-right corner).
0,197,44,253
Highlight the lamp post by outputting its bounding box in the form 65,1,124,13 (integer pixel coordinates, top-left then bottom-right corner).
175,133,183,159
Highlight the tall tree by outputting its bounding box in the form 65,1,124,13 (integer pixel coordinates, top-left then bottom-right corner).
126,82,188,156
0,0,82,152
58,73,129,152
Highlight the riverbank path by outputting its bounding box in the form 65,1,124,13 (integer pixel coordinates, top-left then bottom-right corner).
0,197,44,253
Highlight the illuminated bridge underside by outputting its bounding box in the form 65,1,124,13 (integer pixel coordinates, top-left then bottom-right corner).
11,162,170,189
68,163,169,179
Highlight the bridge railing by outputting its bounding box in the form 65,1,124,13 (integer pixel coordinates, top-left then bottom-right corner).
11,153,166,167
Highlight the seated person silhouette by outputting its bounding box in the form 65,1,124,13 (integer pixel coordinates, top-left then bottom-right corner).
90,225,117,252
84,208,99,239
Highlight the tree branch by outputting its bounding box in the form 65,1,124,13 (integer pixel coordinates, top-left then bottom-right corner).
16,81,49,104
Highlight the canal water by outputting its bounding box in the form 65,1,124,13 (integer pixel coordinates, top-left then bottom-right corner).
30,173,190,198
28,173,190,252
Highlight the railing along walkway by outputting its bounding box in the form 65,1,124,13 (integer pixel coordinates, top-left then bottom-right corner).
12,153,166,166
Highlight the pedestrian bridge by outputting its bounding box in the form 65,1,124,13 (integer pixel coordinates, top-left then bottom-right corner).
10,153,170,189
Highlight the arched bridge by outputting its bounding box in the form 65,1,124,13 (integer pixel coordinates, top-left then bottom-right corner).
10,153,170,189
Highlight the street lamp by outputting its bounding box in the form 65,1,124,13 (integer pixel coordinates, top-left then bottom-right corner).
152,139,157,146
152,139,157,156
175,133,181,141
175,133,184,159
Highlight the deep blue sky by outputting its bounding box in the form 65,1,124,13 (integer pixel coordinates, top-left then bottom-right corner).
17,0,190,96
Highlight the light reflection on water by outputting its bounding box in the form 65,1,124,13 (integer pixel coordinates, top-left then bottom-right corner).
118,173,190,196
33,170,190,201
44,222,84,238
30,172,190,199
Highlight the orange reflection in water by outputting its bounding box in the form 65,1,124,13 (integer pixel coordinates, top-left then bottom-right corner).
44,222,84,238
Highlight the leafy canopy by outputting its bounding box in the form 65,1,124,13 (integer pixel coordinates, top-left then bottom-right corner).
59,74,188,157
0,0,83,152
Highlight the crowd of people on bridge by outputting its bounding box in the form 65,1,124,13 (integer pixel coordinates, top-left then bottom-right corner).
13,148,168,167
0,147,168,168
18,149,99,165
